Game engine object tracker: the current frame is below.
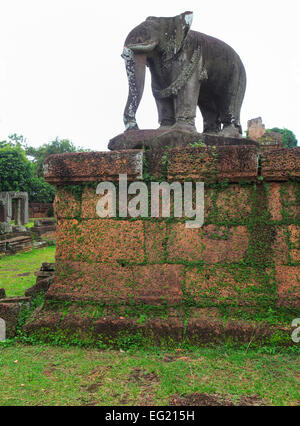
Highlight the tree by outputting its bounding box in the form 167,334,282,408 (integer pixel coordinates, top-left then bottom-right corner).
0,135,86,203
26,138,84,177
0,143,55,203
268,128,298,148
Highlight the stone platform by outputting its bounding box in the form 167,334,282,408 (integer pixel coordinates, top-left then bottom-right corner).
108,128,259,151
23,135,300,347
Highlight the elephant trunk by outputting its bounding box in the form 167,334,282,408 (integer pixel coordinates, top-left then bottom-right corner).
122,47,146,130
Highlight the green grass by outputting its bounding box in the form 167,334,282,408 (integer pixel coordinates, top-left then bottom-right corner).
25,219,35,229
0,344,298,406
0,246,56,297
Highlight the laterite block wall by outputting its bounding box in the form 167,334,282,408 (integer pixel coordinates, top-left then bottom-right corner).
24,146,300,347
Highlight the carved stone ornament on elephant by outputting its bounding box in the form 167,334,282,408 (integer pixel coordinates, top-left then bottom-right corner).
122,11,246,137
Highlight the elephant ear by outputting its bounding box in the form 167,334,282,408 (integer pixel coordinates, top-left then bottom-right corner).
175,11,193,48
159,11,193,60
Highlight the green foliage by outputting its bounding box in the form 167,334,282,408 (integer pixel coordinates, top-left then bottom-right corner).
0,144,33,191
0,143,55,203
0,135,87,203
26,137,87,177
268,127,298,148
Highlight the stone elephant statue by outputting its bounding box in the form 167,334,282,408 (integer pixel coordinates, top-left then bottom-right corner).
122,11,246,137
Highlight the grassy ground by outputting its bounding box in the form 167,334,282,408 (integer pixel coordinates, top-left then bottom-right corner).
0,246,56,297
0,343,299,406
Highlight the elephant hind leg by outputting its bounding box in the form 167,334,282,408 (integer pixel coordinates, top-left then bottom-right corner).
219,109,242,137
199,103,221,134
219,69,246,136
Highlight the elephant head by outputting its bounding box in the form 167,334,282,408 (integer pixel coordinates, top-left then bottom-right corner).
122,11,193,130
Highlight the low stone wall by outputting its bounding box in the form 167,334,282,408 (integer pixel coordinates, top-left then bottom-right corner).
0,232,33,255
23,144,300,347
29,203,53,218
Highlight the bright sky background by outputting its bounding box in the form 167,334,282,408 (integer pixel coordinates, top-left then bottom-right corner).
0,0,299,151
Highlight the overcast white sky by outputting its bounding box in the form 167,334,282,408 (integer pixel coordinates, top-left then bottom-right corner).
0,0,299,150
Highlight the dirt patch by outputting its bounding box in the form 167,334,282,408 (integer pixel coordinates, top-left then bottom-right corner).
170,393,234,406
85,383,102,393
16,272,31,277
129,368,159,384
82,367,109,393
128,368,160,406
238,395,266,406
170,393,266,406
163,354,193,363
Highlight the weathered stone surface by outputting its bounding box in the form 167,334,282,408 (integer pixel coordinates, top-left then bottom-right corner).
25,145,299,346
144,222,166,263
132,264,184,304
56,219,145,263
167,224,248,263
184,265,265,306
167,145,258,182
185,318,272,344
29,202,53,218
273,225,300,265
25,262,55,299
207,184,252,224
247,117,266,140
0,297,31,304
109,128,258,151
257,132,283,152
47,261,136,302
47,261,183,304
276,266,300,308
31,218,56,237
54,188,81,219
261,148,300,181
0,302,21,338
81,187,99,219
43,151,143,184
0,235,33,254
93,317,185,343
0,191,29,234
267,182,300,222
22,309,62,335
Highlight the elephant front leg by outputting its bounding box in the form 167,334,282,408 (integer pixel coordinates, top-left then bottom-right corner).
173,74,200,132
154,97,175,128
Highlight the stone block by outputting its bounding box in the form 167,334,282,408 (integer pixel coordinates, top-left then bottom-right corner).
167,224,248,263
267,182,300,222
0,303,21,338
56,219,145,263
144,221,166,263
167,145,258,182
261,148,300,181
184,265,264,306
54,187,81,219
273,225,300,265
276,266,300,308
43,151,143,184
48,261,184,305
